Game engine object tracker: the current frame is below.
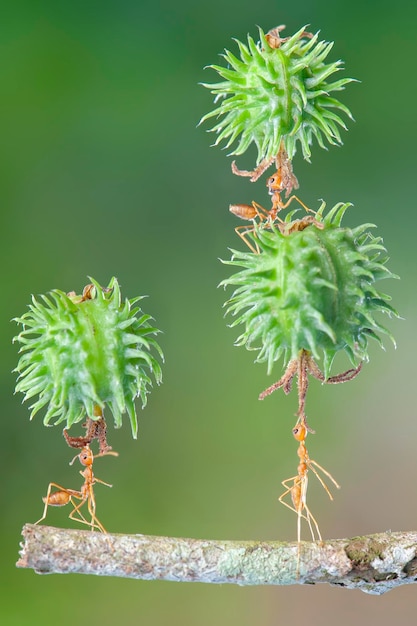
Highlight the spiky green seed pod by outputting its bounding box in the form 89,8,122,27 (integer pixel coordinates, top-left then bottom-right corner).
221,204,398,379
200,25,355,163
13,277,163,438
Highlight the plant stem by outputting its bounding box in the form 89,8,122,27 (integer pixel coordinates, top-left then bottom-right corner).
17,524,417,594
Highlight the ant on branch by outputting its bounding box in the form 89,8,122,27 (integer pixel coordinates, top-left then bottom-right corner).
279,422,340,575
279,422,340,544
230,144,323,252
35,445,118,533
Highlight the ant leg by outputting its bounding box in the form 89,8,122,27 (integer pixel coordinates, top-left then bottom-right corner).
308,459,341,496
295,505,302,578
279,478,310,525
298,473,322,543
35,483,82,524
87,489,107,533
234,225,259,254
281,195,315,214
251,201,270,221
67,489,105,533
279,475,306,578
252,201,285,230
93,476,113,488
280,481,321,543
67,497,92,527
93,450,119,462
302,502,322,542
279,476,298,498
69,497,103,532
35,482,66,525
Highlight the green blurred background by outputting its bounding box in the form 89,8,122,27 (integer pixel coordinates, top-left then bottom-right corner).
1,0,416,624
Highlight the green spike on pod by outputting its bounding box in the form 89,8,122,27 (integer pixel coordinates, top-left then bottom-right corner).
221,204,398,379
13,277,163,438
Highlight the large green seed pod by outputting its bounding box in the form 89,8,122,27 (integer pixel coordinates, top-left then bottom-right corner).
221,204,398,378
200,25,355,163
13,277,163,438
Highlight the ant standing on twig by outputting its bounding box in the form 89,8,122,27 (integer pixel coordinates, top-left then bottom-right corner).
279,422,340,575
35,445,118,533
279,422,340,544
263,349,361,573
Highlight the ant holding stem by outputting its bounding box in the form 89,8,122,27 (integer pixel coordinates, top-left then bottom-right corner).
279,422,340,544
230,143,323,252
35,444,118,533
279,421,340,575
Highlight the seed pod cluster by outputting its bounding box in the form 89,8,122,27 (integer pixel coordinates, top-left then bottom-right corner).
200,25,398,380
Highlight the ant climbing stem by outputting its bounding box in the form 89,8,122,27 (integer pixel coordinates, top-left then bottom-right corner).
35,444,118,533
279,422,340,574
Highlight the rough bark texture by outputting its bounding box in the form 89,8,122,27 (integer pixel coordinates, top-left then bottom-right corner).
17,524,417,594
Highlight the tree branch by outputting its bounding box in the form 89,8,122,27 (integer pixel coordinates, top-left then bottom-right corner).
17,524,417,594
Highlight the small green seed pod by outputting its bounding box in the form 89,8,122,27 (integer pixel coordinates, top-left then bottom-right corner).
221,204,398,378
200,25,355,163
13,277,163,438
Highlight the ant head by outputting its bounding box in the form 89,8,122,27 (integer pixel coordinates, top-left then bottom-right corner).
266,170,284,194
292,423,307,442
78,446,94,467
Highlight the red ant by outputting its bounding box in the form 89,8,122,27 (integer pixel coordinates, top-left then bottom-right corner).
229,196,322,252
279,423,340,543
279,423,339,574
230,144,322,252
35,445,118,533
